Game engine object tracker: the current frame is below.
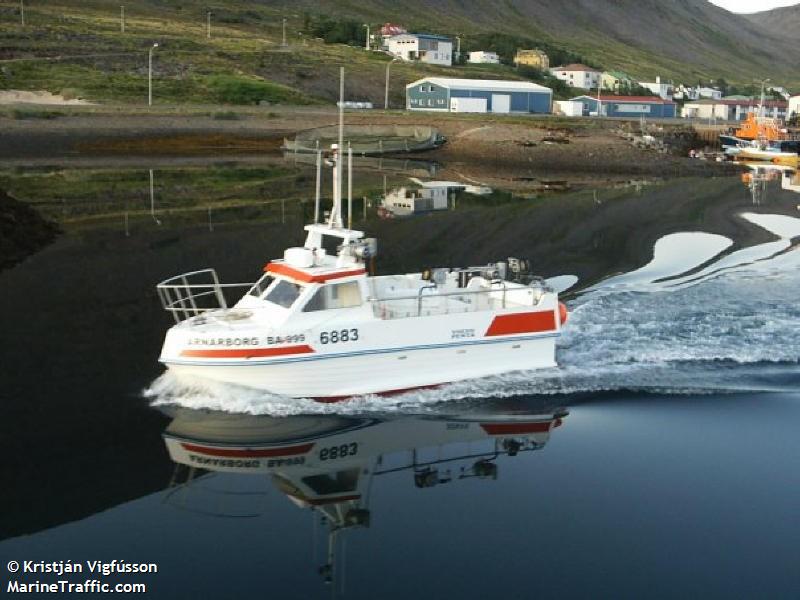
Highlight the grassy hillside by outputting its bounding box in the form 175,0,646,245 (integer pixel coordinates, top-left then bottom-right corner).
276,0,800,87
0,0,574,107
0,0,797,109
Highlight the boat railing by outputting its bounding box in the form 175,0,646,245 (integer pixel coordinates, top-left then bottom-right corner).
156,269,254,323
369,282,547,320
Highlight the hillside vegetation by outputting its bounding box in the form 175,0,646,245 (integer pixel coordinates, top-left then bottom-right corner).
0,0,797,109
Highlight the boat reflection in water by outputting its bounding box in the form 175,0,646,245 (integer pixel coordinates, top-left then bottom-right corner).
162,407,567,585
741,164,799,204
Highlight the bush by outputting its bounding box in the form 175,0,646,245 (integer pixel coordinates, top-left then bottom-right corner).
11,108,62,120
212,111,240,120
206,75,297,105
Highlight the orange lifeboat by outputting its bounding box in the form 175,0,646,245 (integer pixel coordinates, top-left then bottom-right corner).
735,112,786,142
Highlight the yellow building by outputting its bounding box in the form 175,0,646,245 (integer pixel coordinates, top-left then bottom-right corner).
514,49,549,70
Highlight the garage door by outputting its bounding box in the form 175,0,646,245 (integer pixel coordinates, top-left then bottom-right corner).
491,94,510,113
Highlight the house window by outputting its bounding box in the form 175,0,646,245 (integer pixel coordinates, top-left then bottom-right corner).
419,85,425,92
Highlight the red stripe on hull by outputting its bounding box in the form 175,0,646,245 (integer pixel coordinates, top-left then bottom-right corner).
480,421,555,435
265,262,366,283
181,442,314,458
312,383,443,403
180,345,314,359
485,311,556,336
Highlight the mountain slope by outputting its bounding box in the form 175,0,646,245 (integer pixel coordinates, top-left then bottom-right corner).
276,0,800,86
744,4,800,42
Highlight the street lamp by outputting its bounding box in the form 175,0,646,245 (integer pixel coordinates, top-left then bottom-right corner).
148,42,158,106
20,0,24,26
385,57,400,110
207,11,212,39
363,24,369,51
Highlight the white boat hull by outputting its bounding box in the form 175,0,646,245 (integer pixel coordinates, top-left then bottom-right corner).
165,331,557,399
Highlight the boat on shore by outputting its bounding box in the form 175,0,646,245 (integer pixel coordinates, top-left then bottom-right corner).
282,124,446,155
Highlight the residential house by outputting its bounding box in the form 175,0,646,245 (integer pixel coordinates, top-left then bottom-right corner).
384,33,453,66
638,76,673,100
789,95,800,121
549,64,601,90
698,87,723,100
514,49,549,70
468,51,500,64
601,70,636,92
682,98,788,121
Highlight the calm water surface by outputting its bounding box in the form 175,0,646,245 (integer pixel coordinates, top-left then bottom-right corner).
1,160,799,599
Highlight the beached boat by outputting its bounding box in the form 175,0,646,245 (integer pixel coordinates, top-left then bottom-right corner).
155,143,566,400
283,124,446,155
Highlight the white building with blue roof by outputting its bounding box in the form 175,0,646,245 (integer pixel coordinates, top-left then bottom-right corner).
384,33,453,66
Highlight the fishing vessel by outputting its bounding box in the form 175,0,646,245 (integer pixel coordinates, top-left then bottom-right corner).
155,146,567,401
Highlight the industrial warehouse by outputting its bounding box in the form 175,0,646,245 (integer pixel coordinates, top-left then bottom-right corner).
568,95,678,118
406,77,553,114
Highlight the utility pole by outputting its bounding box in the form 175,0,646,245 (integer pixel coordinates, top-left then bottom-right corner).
120,5,125,33
207,11,212,39
148,42,158,106
363,24,369,51
596,76,602,118
281,18,287,47
20,0,24,26
385,58,399,110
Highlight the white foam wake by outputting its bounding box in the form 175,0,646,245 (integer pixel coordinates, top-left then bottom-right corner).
145,214,800,414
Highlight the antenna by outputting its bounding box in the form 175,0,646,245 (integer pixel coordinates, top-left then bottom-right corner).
326,67,345,229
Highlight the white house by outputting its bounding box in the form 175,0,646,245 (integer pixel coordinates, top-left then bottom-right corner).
549,64,600,90
467,51,500,64
698,87,722,100
638,76,674,100
672,84,699,101
682,98,788,121
789,95,800,120
384,33,453,66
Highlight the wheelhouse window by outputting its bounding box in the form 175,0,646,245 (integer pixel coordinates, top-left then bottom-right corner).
302,469,360,495
303,281,362,312
264,279,305,308
247,274,273,297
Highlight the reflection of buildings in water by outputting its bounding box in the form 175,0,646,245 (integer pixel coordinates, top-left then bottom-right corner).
381,185,450,216
782,169,800,194
162,409,566,586
380,180,493,217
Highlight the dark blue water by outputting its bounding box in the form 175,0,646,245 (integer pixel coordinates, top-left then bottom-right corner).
2,168,799,599
2,394,799,599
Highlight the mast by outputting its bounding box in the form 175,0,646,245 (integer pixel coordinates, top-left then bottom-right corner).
327,67,345,229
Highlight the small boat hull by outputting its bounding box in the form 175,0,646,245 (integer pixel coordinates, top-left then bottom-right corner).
164,331,558,399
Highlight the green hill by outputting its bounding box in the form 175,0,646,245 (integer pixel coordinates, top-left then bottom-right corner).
0,0,797,108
